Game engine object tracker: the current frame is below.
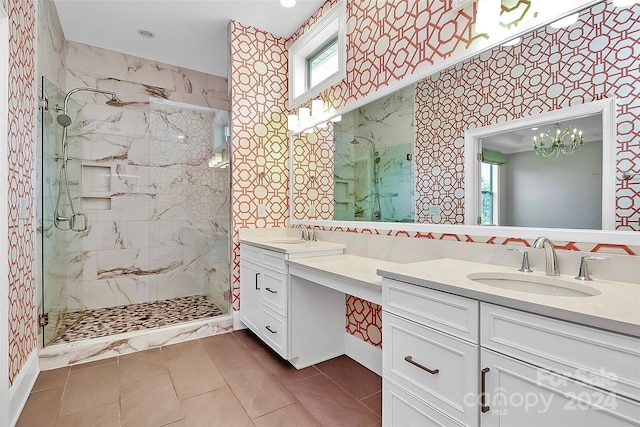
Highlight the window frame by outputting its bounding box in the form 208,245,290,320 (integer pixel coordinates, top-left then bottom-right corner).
288,0,346,108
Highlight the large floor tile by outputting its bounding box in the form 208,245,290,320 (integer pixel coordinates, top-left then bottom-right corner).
32,367,69,392
287,374,380,427
361,390,383,416
253,348,321,385
223,363,297,419
253,402,322,427
70,357,118,371
16,386,64,427
232,328,269,352
180,388,253,427
58,362,119,417
166,347,226,399
55,402,120,427
161,339,202,361
201,334,258,372
120,373,183,427
119,347,168,385
315,355,382,399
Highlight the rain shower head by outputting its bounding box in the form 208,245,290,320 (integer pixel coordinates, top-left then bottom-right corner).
105,95,124,107
57,87,122,128
56,113,73,128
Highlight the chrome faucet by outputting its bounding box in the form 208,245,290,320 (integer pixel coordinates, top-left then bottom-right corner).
533,237,559,276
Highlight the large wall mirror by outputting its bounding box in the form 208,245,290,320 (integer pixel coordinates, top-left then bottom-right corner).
290,0,640,236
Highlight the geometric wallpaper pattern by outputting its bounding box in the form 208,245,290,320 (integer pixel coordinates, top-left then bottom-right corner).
416,1,640,230
5,0,37,385
292,126,335,220
230,0,638,349
230,21,290,311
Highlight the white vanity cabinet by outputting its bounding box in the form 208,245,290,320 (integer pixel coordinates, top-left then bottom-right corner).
239,242,343,359
382,278,480,426
239,244,290,357
381,277,640,427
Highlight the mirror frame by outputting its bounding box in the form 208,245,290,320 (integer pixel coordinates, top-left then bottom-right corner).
288,0,640,246
464,97,617,230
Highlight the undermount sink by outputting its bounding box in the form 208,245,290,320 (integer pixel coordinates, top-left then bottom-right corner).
268,239,306,245
467,272,601,297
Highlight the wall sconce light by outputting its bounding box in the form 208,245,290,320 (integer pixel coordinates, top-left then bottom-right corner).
475,0,502,34
612,0,638,7
288,99,337,132
549,13,579,29
311,99,325,119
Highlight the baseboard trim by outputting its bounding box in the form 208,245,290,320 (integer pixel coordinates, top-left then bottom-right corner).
9,349,39,426
344,333,382,376
233,310,246,330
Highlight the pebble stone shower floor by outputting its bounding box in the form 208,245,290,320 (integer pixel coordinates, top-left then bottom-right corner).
49,295,225,344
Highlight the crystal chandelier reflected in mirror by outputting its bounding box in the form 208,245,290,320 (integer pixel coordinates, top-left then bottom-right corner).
533,123,584,158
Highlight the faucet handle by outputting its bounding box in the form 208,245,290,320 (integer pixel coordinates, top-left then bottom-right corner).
508,248,533,273
575,256,608,281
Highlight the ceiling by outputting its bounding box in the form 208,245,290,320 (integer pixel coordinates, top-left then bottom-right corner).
482,114,603,154
54,0,326,78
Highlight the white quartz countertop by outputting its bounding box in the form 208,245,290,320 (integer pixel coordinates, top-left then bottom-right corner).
287,254,402,291
378,258,640,338
239,236,345,254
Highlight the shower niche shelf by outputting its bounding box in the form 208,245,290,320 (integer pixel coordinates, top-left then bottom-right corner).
82,197,111,211
82,164,112,192
82,165,112,210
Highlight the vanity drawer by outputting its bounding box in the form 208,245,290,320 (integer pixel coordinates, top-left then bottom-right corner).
382,278,479,343
383,312,479,427
383,379,466,427
261,269,288,316
262,250,288,274
481,303,640,401
262,307,288,358
240,244,261,263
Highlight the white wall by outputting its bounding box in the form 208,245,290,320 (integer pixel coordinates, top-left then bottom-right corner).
1,4,11,425
502,141,602,229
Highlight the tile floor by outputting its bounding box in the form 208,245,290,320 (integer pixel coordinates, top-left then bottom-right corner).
17,329,382,427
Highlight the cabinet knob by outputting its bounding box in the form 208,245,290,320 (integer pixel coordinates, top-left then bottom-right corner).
265,287,277,294
265,325,278,334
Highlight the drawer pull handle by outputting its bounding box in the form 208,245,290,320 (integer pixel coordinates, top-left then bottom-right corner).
481,367,490,413
265,325,277,334
404,356,439,375
255,273,260,290
265,287,277,294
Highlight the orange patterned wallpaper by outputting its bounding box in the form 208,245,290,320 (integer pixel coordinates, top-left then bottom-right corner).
292,126,335,220
229,21,290,310
4,0,37,385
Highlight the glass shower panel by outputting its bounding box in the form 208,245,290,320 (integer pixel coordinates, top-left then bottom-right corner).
40,76,83,345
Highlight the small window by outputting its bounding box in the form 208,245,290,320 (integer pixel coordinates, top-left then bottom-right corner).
307,37,339,89
481,162,499,225
289,1,346,108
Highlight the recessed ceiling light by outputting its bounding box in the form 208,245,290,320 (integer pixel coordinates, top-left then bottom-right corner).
280,0,296,7
531,127,538,131
137,29,155,38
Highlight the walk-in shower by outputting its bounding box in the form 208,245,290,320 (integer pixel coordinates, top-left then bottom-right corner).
351,135,382,221
54,87,122,232
38,76,231,347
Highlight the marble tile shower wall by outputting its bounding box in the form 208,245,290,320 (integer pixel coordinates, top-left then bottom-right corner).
57,41,230,314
